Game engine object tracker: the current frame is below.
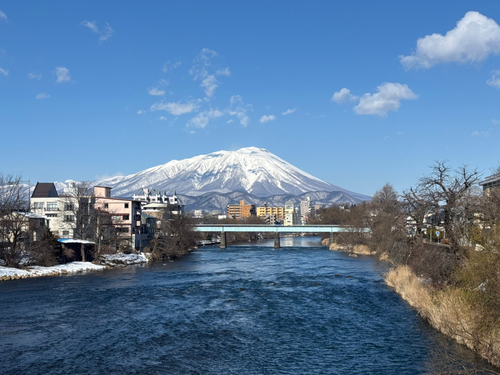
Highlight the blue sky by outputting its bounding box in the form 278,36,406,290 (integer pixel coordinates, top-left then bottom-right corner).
1,1,500,196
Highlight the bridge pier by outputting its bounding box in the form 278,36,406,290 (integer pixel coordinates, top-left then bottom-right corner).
329,232,334,246
220,231,226,249
274,232,280,249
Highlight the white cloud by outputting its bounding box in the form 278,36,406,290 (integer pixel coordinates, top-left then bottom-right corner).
148,87,166,96
0,67,8,76
150,101,198,116
137,110,145,114
189,49,229,98
55,67,71,83
400,11,500,69
471,130,489,137
98,23,114,44
487,70,500,88
260,115,276,123
158,116,167,121
227,119,233,124
36,92,50,100
0,10,7,21
162,61,181,73
187,109,223,128
81,20,99,33
28,72,42,80
354,82,417,116
492,119,500,125
216,67,231,76
200,75,218,97
81,20,114,44
282,108,297,115
331,88,358,103
228,95,252,127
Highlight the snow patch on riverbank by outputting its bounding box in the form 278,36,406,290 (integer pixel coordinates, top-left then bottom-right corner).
0,262,106,281
97,253,149,267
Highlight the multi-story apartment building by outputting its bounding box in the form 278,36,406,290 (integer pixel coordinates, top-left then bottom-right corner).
300,196,314,224
227,200,256,220
284,200,301,226
256,205,286,224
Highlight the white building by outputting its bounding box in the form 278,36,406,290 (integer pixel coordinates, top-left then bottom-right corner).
30,182,94,239
284,200,301,226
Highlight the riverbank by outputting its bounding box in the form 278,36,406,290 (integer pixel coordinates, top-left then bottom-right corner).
322,238,500,369
0,253,149,281
386,265,500,368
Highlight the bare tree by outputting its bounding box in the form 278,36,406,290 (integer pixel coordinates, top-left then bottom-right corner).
401,186,433,236
0,174,30,267
150,212,202,260
417,161,481,250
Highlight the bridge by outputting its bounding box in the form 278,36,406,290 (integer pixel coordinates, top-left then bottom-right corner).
194,224,369,249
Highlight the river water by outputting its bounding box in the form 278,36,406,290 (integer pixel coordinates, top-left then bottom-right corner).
0,237,496,374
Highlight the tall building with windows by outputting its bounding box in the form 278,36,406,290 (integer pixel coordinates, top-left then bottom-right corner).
284,200,301,226
227,200,256,220
300,196,314,224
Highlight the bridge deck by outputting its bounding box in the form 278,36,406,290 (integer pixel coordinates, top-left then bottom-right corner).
194,224,368,233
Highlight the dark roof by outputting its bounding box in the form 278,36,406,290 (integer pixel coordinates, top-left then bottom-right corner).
32,182,59,198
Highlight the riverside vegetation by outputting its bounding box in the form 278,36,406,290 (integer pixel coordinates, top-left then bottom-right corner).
313,162,500,369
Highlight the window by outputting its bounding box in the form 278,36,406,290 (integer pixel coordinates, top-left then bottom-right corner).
64,215,74,222
122,215,129,221
46,214,57,218
124,203,129,208
117,227,129,233
112,216,121,221
64,203,74,211
47,202,58,211
33,202,44,209
104,203,109,209
62,230,70,238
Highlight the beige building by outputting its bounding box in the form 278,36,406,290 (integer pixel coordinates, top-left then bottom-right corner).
256,205,285,224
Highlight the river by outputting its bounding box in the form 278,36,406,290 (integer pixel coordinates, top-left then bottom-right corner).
0,237,496,374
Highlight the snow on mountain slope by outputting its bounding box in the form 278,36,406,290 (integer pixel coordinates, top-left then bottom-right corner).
94,147,369,200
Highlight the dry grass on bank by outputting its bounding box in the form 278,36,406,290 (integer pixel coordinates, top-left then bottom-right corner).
385,265,500,368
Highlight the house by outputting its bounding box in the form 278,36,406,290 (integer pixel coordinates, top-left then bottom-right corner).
30,182,92,239
93,186,146,250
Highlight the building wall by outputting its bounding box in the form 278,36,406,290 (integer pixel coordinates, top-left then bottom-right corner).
227,200,256,220
256,206,286,222
31,196,83,238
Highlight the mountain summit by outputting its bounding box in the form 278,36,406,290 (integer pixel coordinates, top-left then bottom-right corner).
97,147,369,200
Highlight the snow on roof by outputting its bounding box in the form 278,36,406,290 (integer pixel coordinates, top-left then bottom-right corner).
58,239,95,245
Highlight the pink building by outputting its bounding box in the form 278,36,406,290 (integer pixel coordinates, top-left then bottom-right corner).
93,186,146,249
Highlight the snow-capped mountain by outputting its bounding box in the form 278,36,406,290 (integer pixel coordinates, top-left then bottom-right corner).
94,147,369,200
